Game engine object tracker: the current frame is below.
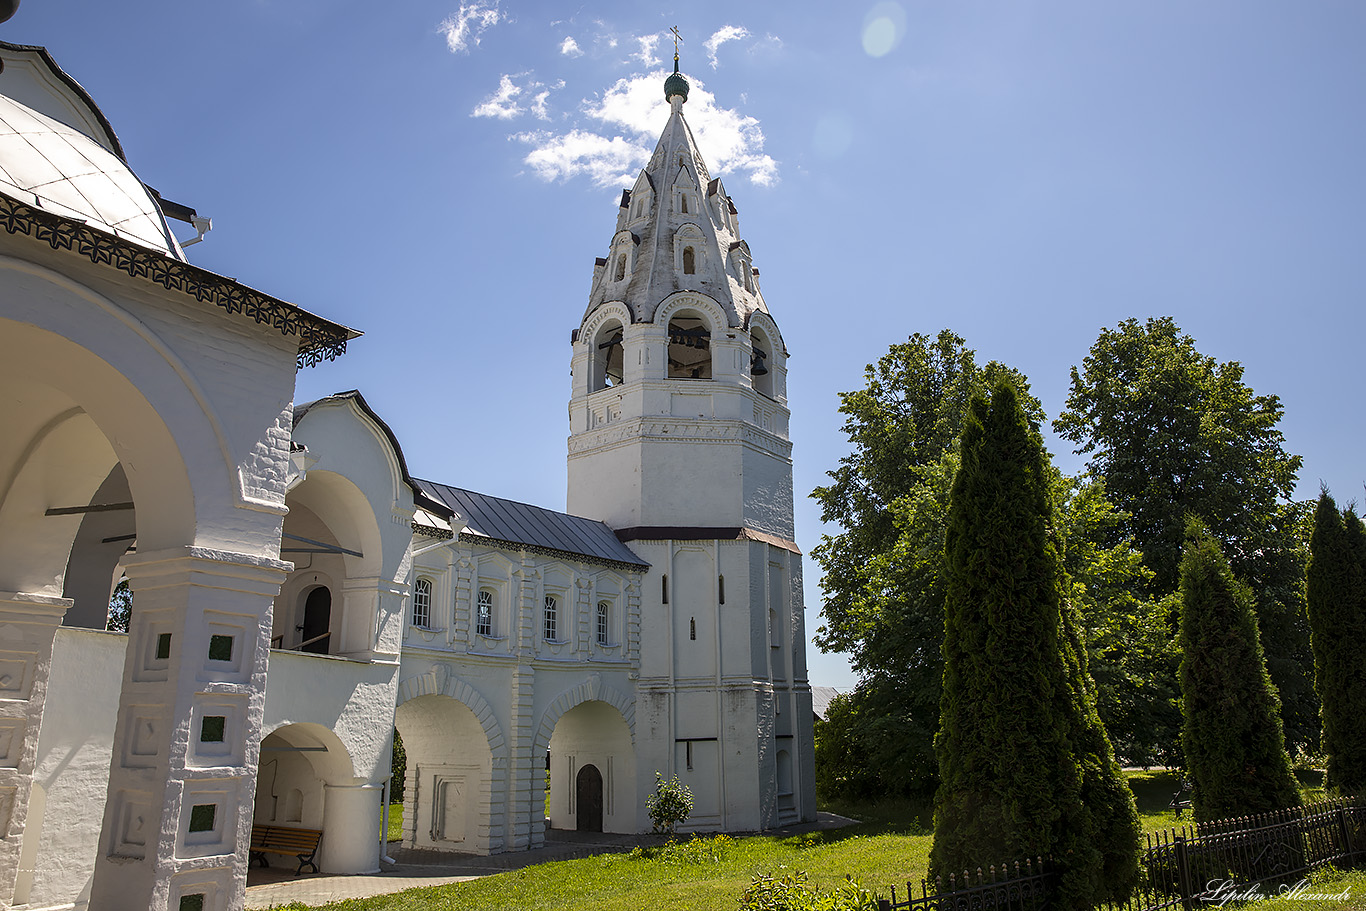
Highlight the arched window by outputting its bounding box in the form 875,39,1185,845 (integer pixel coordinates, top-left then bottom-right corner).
596,600,610,645
668,311,711,379
476,589,494,637
613,255,626,282
544,594,559,641
682,247,695,275
412,578,432,629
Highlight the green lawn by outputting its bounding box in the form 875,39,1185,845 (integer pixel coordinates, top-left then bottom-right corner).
385,802,403,843
300,771,1353,911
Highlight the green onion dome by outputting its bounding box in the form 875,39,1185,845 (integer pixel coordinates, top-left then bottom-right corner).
664,66,689,102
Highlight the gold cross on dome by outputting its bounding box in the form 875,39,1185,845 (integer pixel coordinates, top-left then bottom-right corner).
670,27,683,56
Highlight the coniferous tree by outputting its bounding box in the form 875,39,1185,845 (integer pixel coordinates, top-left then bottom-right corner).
1308,493,1366,793
931,380,1137,910
1179,519,1301,820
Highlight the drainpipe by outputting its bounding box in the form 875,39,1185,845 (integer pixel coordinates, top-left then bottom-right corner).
380,776,397,864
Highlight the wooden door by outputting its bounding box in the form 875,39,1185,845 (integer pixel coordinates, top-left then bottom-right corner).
575,764,603,832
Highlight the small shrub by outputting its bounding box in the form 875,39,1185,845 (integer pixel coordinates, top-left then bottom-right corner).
646,771,694,835
630,833,733,865
738,869,879,911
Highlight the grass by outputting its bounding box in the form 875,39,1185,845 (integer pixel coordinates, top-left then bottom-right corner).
385,802,403,843
275,809,932,910
288,771,1354,911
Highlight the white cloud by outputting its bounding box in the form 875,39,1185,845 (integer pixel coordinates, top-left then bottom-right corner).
703,25,749,69
531,90,552,121
633,34,661,67
511,71,778,188
515,129,648,187
560,36,582,57
472,74,523,120
441,2,502,54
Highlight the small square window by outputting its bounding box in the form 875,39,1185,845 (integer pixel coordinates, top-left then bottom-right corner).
208,635,233,661
188,803,216,833
179,895,206,911
200,716,226,743
156,633,172,660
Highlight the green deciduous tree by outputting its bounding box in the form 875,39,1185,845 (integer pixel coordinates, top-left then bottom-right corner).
931,381,1138,910
1306,492,1366,793
811,331,1034,795
1179,519,1301,820
1055,317,1317,756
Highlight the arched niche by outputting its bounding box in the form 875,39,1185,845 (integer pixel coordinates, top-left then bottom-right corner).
394,692,497,853
275,469,384,656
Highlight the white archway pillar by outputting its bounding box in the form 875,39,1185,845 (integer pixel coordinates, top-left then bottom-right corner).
319,782,382,874
0,592,68,907
89,547,288,911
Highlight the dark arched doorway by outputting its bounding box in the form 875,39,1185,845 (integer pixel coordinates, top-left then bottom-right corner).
301,587,331,654
575,764,603,832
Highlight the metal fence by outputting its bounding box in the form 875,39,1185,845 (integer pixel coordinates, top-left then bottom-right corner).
877,797,1365,911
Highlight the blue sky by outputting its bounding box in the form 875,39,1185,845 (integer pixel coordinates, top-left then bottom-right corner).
8,2,1364,689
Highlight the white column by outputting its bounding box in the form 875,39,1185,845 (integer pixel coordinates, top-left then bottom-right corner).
319,782,382,874
0,592,68,907
89,547,288,911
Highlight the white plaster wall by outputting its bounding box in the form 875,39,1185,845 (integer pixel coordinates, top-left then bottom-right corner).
24,627,124,908
262,650,399,784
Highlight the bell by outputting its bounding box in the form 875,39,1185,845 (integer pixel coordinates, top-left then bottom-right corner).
751,349,769,376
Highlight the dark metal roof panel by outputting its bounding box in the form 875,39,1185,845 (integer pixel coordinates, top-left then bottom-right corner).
412,479,648,568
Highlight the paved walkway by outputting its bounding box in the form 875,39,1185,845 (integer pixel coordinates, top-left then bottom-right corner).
245,814,857,909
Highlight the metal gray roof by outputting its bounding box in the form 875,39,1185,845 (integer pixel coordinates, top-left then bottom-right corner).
413,479,649,570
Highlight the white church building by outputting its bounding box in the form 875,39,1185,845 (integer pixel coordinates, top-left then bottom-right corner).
0,38,815,911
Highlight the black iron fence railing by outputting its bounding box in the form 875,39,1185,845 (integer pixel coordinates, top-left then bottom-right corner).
877,797,1365,911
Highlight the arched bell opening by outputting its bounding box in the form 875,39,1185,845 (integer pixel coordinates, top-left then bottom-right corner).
590,318,625,392
667,310,711,380
749,326,775,399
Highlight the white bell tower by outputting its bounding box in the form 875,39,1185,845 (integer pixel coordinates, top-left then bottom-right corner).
566,49,816,831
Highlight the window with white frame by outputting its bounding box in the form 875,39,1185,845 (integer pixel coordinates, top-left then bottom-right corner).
476,589,494,637
412,578,432,629
544,594,559,641
596,600,611,645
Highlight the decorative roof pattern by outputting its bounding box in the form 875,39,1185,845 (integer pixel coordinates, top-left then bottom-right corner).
413,479,649,570
0,93,183,258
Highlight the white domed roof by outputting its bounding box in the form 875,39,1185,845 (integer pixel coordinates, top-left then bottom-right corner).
0,93,183,259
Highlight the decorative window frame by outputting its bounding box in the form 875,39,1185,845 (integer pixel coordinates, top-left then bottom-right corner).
543,593,562,643
673,224,705,276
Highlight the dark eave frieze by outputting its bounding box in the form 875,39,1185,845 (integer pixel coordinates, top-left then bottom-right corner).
0,189,358,368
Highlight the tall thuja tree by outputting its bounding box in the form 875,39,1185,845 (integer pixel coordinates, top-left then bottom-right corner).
932,380,1137,909
1179,519,1300,820
1307,494,1366,793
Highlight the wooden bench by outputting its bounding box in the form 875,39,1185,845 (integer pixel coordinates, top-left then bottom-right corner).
249,824,322,875
1169,778,1194,818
